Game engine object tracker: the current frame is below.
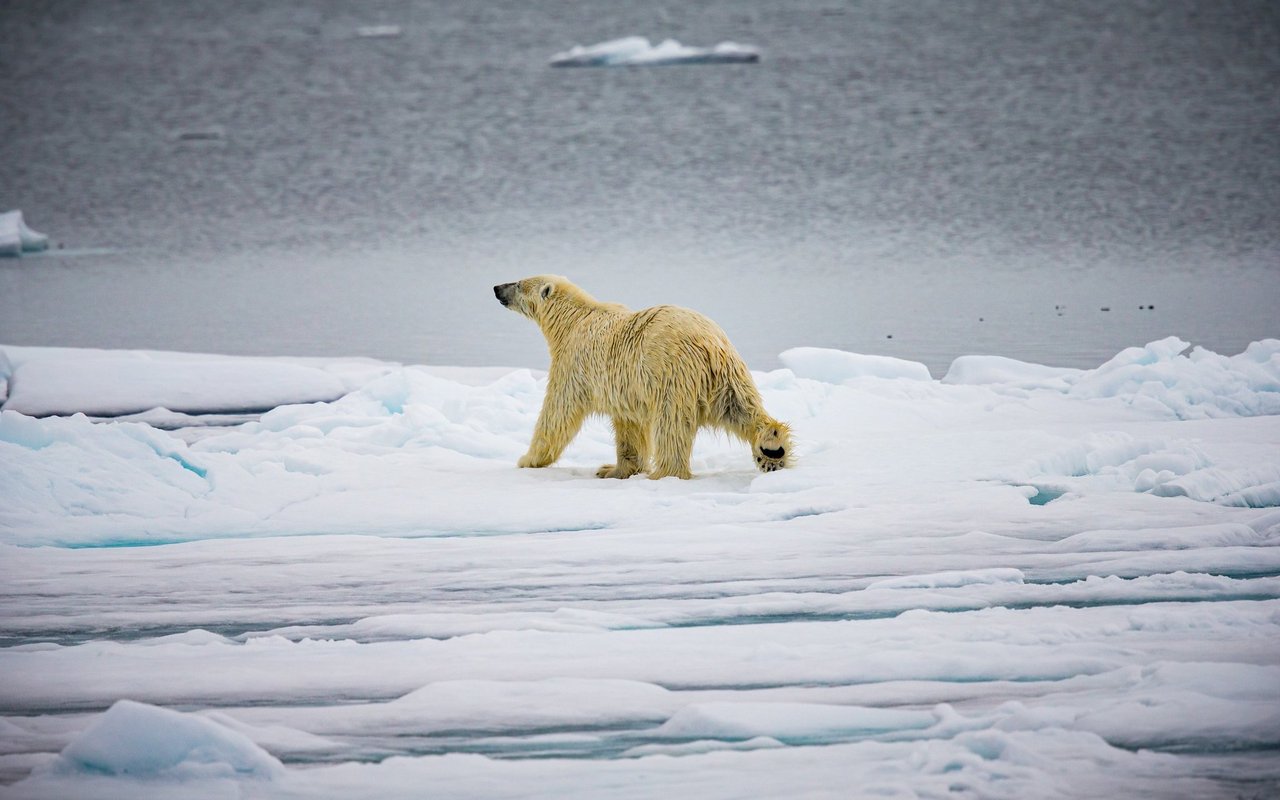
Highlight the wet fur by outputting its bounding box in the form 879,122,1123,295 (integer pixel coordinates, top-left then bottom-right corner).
495,275,793,479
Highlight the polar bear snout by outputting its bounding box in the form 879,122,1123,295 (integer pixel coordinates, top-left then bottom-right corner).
494,283,517,307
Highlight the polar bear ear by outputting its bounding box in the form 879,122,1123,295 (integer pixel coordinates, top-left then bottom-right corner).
540,283,553,300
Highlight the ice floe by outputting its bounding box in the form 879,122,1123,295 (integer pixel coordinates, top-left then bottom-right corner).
550,37,759,68
0,211,48,257
2,338,1279,798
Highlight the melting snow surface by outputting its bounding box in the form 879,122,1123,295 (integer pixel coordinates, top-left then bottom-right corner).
1,339,1279,798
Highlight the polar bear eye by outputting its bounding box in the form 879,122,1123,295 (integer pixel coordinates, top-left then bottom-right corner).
761,446,785,460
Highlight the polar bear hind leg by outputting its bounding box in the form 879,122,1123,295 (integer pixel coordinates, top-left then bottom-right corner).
649,398,697,480
713,378,793,473
751,419,792,473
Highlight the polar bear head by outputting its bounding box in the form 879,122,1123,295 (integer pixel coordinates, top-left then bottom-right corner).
493,275,577,322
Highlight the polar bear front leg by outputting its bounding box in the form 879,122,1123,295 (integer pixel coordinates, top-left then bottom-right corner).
519,378,588,468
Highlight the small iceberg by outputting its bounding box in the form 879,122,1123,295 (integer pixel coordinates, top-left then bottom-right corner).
56,700,283,779
550,36,760,68
0,210,49,257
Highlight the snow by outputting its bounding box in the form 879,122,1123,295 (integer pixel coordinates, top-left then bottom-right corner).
0,211,48,257
1,346,394,418
945,336,1280,419
549,37,760,68
2,338,1279,798
780,346,933,383
56,700,282,779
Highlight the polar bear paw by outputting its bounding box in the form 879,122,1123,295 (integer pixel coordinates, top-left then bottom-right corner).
753,423,792,473
596,463,641,479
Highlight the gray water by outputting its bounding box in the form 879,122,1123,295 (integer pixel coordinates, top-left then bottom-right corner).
2,0,1277,375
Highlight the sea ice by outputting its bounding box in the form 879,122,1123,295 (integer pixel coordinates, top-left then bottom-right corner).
0,346,393,418
780,346,933,383
0,211,48,257
1,338,1278,798
549,37,760,68
55,700,282,779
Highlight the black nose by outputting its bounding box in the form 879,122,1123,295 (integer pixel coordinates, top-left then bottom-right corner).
493,283,512,306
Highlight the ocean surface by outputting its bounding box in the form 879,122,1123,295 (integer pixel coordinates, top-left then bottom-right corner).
2,0,1277,375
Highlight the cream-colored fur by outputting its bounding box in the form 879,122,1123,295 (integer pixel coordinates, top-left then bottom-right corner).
494,275,793,479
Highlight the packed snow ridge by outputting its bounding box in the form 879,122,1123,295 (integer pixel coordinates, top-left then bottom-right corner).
550,36,760,67
1,337,1279,798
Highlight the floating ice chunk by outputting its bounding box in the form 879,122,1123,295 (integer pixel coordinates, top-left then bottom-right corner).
0,210,49,257
55,700,282,779
780,347,932,383
550,37,760,68
550,35,649,66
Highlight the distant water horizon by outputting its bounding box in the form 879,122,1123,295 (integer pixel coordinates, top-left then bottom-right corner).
3,0,1277,375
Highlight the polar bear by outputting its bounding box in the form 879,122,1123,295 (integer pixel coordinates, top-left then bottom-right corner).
494,275,792,479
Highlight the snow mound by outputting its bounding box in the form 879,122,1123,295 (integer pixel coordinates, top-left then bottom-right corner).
1004,427,1280,507
1072,337,1280,418
55,700,282,779
943,355,1081,390
550,37,759,68
0,346,390,417
948,337,1280,419
780,347,932,383
1148,463,1280,508
0,210,48,256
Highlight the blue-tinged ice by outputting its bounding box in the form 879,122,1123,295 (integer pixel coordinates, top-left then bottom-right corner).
0,210,48,257
54,700,282,779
